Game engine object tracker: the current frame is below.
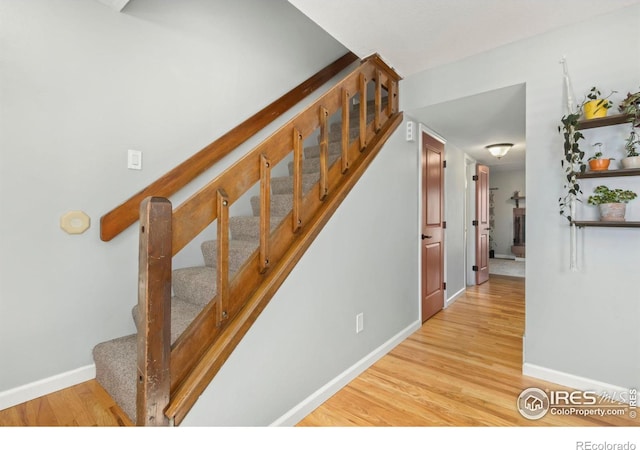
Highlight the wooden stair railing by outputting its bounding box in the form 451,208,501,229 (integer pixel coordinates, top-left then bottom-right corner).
100,51,358,242
137,54,402,426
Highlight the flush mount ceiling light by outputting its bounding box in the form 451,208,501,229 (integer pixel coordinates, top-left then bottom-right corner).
485,143,513,159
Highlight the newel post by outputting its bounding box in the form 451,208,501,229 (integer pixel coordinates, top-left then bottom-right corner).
137,197,172,426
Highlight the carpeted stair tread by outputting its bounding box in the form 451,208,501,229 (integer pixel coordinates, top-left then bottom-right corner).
250,193,293,217
271,173,319,195
172,266,217,306
93,334,137,423
326,126,360,144
304,141,343,159
228,216,284,242
200,239,258,271
287,153,341,176
131,296,204,344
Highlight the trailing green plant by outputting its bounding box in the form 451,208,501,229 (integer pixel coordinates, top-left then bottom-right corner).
587,185,637,205
619,89,640,157
558,109,586,222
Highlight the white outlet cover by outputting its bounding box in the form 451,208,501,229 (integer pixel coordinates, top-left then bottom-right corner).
356,313,364,334
406,121,415,142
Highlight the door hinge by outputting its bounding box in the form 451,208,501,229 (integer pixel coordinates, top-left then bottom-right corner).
472,265,479,272
443,221,447,229
443,282,447,290
472,220,478,226
472,175,479,181
443,160,447,168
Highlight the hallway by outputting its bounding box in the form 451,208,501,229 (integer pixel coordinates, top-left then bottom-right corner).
298,276,635,426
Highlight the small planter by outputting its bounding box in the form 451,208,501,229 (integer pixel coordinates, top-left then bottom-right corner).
621,156,640,169
588,159,610,171
598,203,626,222
584,99,609,119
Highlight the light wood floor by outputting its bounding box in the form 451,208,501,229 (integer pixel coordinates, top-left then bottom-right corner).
0,379,132,426
298,275,638,426
1,275,636,427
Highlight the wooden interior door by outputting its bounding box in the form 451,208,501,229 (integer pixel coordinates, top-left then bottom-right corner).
475,164,490,285
421,132,445,322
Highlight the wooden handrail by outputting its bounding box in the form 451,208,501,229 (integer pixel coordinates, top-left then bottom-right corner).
168,56,399,255
137,54,402,426
100,52,358,242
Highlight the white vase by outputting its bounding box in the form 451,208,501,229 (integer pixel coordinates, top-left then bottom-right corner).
621,156,640,169
598,203,626,222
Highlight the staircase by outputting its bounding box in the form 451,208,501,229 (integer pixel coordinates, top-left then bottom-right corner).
93,54,402,425
94,124,351,422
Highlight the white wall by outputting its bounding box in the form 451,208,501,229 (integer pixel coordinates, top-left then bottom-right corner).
444,142,468,298
0,0,348,394
490,169,526,257
403,4,640,390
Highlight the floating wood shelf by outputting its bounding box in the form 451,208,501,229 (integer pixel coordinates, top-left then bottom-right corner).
576,113,633,130
576,168,640,179
567,112,640,230
572,221,640,228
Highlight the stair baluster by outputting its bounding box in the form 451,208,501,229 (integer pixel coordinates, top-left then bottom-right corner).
259,154,272,273
292,128,304,232
319,106,330,200
216,190,230,327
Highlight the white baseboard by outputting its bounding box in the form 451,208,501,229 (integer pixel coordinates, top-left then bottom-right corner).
0,364,95,411
445,286,466,308
522,363,631,400
494,254,513,260
270,320,421,426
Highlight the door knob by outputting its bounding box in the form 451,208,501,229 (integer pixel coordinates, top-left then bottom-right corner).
421,234,432,240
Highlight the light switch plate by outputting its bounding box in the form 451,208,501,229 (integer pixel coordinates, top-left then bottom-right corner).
127,149,142,170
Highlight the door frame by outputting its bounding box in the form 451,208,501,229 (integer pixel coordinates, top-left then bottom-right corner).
417,124,447,321
464,156,477,287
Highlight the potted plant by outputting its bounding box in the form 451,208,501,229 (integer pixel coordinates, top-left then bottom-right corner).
583,86,616,120
619,89,640,168
587,143,614,171
587,185,637,221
